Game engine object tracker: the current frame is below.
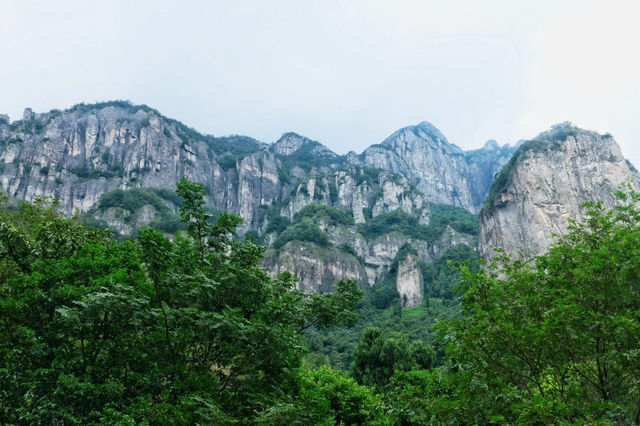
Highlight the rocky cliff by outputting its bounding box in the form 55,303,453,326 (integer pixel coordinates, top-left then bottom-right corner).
396,254,424,308
479,123,640,258
0,101,505,298
352,122,516,212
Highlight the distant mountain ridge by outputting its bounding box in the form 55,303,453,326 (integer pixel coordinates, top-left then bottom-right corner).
0,100,513,299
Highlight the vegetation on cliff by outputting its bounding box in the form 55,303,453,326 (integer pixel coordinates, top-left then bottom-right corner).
2,182,640,423
0,182,362,423
483,122,583,210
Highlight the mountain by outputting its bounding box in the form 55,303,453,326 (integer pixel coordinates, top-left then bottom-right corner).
479,123,640,258
352,122,516,211
0,101,513,301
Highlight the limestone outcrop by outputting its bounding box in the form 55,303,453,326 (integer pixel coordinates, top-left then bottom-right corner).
480,124,640,258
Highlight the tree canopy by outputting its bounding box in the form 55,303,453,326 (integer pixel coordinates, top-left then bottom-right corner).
0,181,362,424
4,182,640,424
440,190,640,423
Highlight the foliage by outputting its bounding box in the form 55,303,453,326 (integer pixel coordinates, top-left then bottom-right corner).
358,206,478,243
98,188,170,212
383,367,483,425
369,280,400,310
0,180,362,423
306,279,467,370
209,135,262,159
338,242,359,258
273,218,330,250
299,366,387,425
71,165,122,180
293,203,355,226
440,189,640,423
353,166,383,186
255,366,387,425
422,244,479,299
351,327,434,390
328,180,338,203
264,214,291,235
430,203,480,236
216,154,237,171
90,187,186,234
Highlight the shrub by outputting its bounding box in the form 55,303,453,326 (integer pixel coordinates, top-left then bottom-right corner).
216,155,237,171
294,203,355,226
338,242,358,258
273,219,330,249
369,280,400,310
359,206,478,243
265,215,290,235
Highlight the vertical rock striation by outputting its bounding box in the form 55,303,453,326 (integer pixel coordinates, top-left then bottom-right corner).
396,254,424,308
0,101,504,293
479,124,640,258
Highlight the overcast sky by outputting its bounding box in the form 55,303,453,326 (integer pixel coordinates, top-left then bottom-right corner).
2,0,639,164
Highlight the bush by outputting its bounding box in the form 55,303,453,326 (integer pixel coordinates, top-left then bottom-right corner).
359,206,478,244
294,203,355,226
369,280,400,310
273,218,329,249
216,155,237,171
338,242,358,258
422,244,478,299
264,215,290,235
92,188,186,235
429,204,480,236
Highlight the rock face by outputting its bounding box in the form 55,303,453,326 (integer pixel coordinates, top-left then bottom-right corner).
0,101,504,294
0,102,247,219
396,254,424,308
480,124,640,258
270,241,366,293
354,122,516,212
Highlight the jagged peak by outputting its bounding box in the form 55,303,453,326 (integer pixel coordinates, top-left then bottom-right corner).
382,121,450,147
524,123,609,152
414,121,448,142
67,100,157,115
482,123,621,213
483,139,499,150
273,132,339,158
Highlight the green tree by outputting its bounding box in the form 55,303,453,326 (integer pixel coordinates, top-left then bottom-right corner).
410,339,436,370
256,366,387,425
440,190,640,423
0,180,363,424
350,327,414,389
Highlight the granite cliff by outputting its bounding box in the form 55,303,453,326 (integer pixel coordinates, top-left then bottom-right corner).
479,123,640,258
0,101,511,300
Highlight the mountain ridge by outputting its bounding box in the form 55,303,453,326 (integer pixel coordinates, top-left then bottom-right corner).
0,100,508,298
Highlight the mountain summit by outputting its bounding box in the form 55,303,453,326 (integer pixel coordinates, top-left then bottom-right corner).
0,101,511,296
479,123,640,257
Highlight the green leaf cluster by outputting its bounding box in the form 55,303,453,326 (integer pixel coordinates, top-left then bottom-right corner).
438,189,640,423
0,181,363,424
358,205,478,243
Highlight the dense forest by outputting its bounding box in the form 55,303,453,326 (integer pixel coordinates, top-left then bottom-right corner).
2,180,640,424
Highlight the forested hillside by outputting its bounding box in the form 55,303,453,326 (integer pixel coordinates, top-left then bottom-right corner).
0,101,512,296
3,179,640,423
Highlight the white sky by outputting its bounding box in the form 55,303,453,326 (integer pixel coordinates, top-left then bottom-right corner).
2,0,639,164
